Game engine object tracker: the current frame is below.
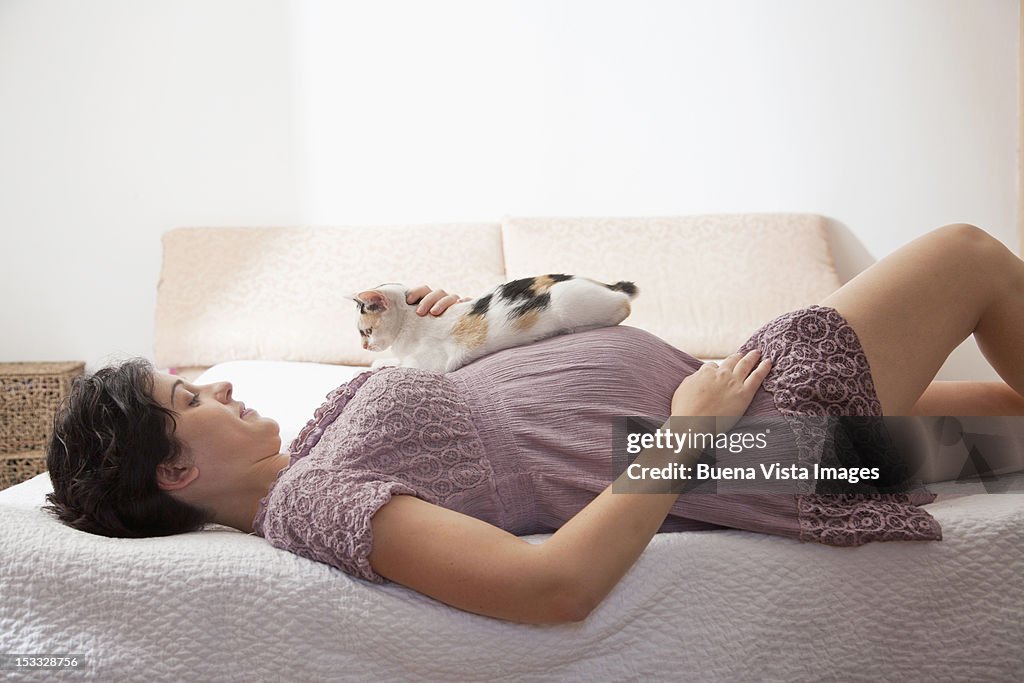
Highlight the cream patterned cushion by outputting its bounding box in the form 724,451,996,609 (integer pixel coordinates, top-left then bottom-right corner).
155,224,506,368
500,214,842,359
155,215,842,368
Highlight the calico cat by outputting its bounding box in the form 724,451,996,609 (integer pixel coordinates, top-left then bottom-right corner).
350,274,639,372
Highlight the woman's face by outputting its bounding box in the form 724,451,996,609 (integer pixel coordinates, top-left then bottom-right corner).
150,372,282,492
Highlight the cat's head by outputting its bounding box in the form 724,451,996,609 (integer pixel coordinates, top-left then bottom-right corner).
348,284,407,351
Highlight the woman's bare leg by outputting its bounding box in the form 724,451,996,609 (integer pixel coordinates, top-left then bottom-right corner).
908,381,1024,482
820,224,1024,415
910,381,1024,416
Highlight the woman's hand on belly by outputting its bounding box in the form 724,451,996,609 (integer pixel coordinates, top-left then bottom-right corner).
671,349,772,431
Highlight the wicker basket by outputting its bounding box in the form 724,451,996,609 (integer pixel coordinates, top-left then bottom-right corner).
0,361,85,489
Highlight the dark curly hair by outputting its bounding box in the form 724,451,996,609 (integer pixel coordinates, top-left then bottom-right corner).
43,357,216,537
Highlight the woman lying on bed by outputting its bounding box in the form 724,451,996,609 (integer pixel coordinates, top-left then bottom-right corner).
45,224,1024,625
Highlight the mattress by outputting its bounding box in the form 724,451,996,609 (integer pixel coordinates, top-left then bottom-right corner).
1,361,1022,682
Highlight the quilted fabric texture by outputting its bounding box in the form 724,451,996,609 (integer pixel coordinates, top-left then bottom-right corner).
154,224,506,368
501,214,842,358
2,472,1021,681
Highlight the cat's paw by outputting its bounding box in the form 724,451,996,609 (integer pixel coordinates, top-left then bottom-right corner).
370,357,400,369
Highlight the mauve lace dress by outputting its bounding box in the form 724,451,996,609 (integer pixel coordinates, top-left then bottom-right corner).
252,306,941,583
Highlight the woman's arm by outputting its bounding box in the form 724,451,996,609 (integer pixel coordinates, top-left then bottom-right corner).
369,350,770,625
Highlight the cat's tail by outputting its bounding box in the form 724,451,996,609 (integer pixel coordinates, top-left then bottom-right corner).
606,280,639,298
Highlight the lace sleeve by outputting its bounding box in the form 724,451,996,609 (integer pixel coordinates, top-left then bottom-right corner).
264,468,417,584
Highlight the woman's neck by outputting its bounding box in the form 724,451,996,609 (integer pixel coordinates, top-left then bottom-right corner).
217,452,292,534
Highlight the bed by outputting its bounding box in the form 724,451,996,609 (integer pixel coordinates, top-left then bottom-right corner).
1,214,1022,681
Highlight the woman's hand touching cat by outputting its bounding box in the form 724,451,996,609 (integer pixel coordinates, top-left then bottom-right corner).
670,349,771,433
406,286,472,317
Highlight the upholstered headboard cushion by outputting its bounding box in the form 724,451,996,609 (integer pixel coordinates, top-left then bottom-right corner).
501,214,842,359
154,224,506,368
154,214,842,368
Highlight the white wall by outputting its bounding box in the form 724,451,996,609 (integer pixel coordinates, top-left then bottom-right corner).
0,0,300,370
0,0,1018,380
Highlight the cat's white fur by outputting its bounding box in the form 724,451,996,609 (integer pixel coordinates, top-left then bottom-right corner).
351,276,638,373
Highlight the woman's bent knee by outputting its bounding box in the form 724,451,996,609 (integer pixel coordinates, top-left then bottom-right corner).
935,222,993,248
937,224,1007,253
934,223,1014,270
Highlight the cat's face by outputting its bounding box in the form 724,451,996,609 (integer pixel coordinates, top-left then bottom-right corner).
351,285,405,351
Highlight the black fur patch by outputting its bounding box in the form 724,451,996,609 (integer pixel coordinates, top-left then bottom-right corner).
607,280,638,296
470,293,492,316
355,300,383,313
498,277,537,302
547,273,573,282
508,291,551,320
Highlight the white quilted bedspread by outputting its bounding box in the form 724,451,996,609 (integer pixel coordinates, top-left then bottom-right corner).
1,472,1022,682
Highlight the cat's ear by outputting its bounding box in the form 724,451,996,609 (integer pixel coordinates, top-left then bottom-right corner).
343,293,363,313
351,289,389,313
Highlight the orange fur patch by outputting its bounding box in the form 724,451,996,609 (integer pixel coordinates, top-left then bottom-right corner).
358,311,384,333
452,313,489,349
531,275,557,295
512,308,540,332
